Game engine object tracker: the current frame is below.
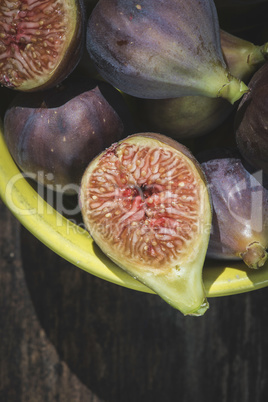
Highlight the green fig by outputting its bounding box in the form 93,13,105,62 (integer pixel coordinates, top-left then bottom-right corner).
134,96,232,140
86,0,248,104
134,30,268,140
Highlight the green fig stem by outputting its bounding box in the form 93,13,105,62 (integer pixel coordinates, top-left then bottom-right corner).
240,242,268,269
260,42,268,61
188,299,209,317
217,76,249,105
220,31,268,80
247,42,268,69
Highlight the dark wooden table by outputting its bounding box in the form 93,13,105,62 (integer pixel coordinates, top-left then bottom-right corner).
1,198,268,402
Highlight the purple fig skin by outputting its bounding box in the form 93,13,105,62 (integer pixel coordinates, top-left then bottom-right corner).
133,29,268,140
199,148,268,269
235,62,268,176
86,0,248,103
3,76,135,194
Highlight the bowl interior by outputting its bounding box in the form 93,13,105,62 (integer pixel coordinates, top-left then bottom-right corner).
1,125,268,298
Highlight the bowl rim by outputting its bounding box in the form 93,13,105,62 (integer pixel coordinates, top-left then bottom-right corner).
1,125,268,298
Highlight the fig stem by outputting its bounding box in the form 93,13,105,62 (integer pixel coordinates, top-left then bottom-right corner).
188,299,209,317
260,42,268,61
217,75,249,104
240,242,268,269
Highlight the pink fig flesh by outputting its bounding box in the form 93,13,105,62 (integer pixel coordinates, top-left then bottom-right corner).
80,133,212,316
0,0,85,91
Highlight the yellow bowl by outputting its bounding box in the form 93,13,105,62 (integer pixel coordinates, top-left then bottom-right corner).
1,123,268,298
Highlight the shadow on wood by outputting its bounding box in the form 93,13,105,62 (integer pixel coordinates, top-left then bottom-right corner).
20,224,268,402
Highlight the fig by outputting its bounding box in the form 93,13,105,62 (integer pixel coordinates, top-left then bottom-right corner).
0,0,85,91
80,133,212,316
134,30,268,140
221,30,268,83
134,96,233,141
235,62,268,176
199,148,268,269
86,0,248,104
3,75,135,193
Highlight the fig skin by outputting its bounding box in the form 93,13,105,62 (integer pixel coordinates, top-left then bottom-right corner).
235,62,268,176
86,0,248,104
80,132,212,316
0,0,85,92
134,95,232,141
3,75,135,194
198,148,268,269
134,30,268,140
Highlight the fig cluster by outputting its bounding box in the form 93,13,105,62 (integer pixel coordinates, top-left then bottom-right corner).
1,0,268,315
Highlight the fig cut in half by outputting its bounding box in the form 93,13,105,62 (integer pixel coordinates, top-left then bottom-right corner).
0,0,85,91
80,133,212,316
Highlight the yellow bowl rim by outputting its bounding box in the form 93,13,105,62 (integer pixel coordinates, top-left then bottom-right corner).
1,124,268,298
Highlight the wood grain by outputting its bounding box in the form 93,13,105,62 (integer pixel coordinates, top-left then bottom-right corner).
1,198,268,402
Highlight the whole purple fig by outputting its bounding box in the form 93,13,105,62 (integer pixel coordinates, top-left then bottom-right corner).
3,75,135,194
86,0,248,104
199,148,268,269
235,62,268,176
133,30,268,140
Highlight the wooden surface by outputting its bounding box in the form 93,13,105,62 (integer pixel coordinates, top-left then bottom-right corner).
1,198,268,402
1,4,268,401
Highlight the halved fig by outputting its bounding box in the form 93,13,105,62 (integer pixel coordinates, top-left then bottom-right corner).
80,133,212,316
0,0,85,91
3,75,134,193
